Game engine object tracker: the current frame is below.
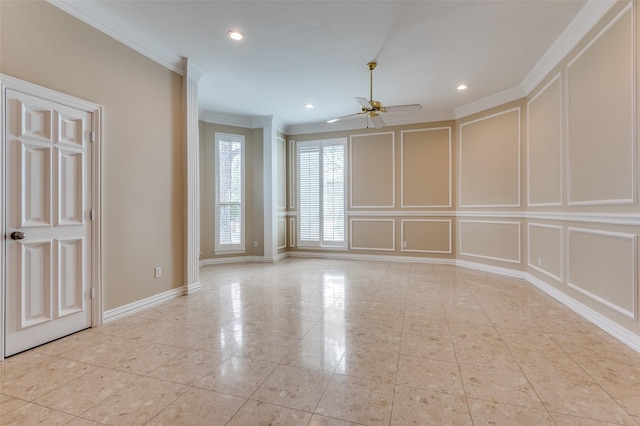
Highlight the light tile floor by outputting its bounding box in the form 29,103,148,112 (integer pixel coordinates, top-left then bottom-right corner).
1,259,640,425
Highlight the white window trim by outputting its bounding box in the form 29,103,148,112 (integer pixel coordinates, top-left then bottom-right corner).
296,138,347,249
215,132,246,254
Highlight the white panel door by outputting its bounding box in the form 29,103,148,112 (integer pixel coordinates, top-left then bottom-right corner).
5,89,92,357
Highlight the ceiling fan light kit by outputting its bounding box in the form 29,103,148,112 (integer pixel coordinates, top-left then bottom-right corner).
327,61,422,128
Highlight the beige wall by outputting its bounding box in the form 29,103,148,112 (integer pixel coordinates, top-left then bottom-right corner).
459,106,522,208
286,0,640,343
199,122,264,259
567,5,634,206
524,0,639,335
0,1,184,310
401,128,451,208
288,122,456,258
527,76,563,206
9,0,638,344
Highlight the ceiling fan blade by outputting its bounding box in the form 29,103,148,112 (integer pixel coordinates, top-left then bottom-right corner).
354,97,372,109
326,112,364,124
384,104,422,113
370,114,385,128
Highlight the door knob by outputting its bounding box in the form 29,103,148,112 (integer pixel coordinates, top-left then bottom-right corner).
10,231,25,240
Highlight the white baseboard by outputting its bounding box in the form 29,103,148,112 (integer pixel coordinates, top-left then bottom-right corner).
526,274,640,353
199,253,290,266
456,259,527,279
200,255,264,266
183,281,202,294
103,287,184,324
127,251,640,354
288,250,457,265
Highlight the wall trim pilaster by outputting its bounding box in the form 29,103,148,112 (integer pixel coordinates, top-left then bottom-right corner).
184,58,203,295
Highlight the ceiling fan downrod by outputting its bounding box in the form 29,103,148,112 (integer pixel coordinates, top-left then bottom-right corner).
367,62,376,102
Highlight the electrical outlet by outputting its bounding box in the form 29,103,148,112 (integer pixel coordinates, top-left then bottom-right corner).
537,257,542,266
402,241,407,249
253,241,258,248
154,267,161,278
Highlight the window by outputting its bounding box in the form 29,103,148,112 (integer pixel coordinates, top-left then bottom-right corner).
297,138,346,248
215,133,245,253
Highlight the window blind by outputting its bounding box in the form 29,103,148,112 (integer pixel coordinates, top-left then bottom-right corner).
298,145,320,242
297,138,346,247
323,144,345,242
217,137,243,249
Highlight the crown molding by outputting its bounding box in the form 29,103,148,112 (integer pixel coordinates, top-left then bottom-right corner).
48,0,185,75
453,86,526,120
50,0,614,131
199,111,287,134
184,59,206,82
200,111,258,128
286,109,454,136
520,0,618,94
454,0,616,120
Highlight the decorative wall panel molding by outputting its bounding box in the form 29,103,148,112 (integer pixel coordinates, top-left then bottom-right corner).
567,227,637,319
277,137,287,210
459,108,521,207
527,223,563,282
566,4,635,206
289,218,296,248
350,132,395,208
277,218,287,250
527,73,563,207
401,219,452,254
289,140,295,209
400,127,452,208
459,220,521,264
349,219,395,251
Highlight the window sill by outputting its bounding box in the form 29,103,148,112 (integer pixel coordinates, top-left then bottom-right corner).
295,246,348,251
214,249,247,256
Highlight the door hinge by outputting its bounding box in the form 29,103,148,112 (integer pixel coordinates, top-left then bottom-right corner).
90,288,95,299
89,209,94,220
90,131,95,142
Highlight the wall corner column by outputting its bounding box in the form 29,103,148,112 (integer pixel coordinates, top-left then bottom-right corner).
257,116,278,261
183,58,205,294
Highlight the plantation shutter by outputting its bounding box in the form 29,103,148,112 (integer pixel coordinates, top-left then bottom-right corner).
297,138,346,247
298,145,320,242
323,143,345,242
217,137,243,248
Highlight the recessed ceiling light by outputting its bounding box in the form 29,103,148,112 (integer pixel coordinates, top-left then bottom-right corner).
226,30,244,41
457,84,468,91
305,104,315,109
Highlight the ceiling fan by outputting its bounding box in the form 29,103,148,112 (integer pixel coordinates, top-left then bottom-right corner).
327,62,422,128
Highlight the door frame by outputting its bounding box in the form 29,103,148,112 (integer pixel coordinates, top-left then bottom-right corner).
0,74,103,359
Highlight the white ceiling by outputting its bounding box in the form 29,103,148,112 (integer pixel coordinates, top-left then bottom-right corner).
52,0,607,133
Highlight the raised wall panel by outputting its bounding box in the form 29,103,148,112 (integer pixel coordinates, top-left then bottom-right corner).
350,219,395,251
21,241,52,329
527,75,563,206
568,228,636,318
401,219,451,254
527,223,563,282
459,220,521,263
277,218,286,250
459,108,521,207
350,132,395,208
401,128,451,207
21,143,51,227
58,238,84,317
567,5,634,205
58,149,83,225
